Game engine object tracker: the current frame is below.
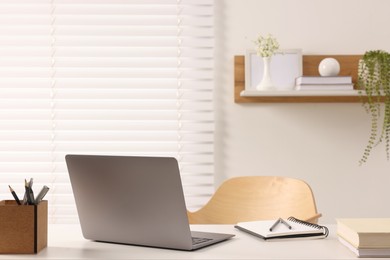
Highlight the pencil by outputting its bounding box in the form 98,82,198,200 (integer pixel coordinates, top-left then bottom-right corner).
8,185,21,205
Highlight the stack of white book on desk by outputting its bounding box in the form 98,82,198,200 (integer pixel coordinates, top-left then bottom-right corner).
337,218,390,258
295,76,354,91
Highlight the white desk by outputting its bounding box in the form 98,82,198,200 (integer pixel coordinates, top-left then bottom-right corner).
0,224,377,259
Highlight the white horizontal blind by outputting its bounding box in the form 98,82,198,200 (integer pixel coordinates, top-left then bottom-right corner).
0,0,214,223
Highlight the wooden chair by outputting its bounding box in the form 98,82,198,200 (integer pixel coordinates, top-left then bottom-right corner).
187,176,322,224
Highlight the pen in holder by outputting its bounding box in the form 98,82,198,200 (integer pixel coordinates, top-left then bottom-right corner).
0,200,48,254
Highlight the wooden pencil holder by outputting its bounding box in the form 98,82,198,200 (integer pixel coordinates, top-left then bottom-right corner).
0,200,48,254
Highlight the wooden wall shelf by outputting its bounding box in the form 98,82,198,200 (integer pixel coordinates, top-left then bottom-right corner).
234,55,365,103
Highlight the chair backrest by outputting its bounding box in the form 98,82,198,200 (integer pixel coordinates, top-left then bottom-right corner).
187,176,321,224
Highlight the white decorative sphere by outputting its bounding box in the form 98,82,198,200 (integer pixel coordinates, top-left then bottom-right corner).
318,58,340,76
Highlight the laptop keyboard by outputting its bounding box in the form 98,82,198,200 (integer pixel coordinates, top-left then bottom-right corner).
192,237,212,245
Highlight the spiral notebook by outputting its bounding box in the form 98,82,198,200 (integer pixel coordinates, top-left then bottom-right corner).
235,217,329,241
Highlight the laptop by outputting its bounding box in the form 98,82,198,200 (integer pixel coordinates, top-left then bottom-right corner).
65,154,234,251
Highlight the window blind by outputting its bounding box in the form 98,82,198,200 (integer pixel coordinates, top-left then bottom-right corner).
0,0,214,224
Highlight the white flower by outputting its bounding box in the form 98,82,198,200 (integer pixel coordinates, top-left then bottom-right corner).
254,34,279,57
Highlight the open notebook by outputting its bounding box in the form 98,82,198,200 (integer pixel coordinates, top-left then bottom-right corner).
235,217,329,241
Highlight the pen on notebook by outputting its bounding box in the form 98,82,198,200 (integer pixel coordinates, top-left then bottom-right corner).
269,218,281,232
35,185,49,204
269,218,292,232
279,218,292,230
8,185,21,205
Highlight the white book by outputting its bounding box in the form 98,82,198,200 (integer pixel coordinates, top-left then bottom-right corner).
338,236,390,258
234,217,329,241
296,76,352,85
295,84,354,91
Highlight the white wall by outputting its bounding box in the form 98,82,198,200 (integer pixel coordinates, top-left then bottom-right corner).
214,0,390,223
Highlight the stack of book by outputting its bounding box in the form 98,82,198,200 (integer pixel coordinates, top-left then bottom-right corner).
337,218,390,258
295,76,354,91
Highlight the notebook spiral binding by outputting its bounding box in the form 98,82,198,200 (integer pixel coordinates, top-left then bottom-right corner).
287,216,329,237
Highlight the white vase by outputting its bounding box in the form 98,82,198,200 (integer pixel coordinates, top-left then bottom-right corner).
256,56,275,90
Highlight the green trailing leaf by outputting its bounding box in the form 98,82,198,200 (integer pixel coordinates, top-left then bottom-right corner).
358,50,390,164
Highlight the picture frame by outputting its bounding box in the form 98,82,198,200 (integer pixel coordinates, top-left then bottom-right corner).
245,49,302,90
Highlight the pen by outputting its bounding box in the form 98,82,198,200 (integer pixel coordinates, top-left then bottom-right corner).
269,218,292,232
279,218,292,230
28,178,35,204
35,185,50,204
25,179,34,205
22,192,27,205
8,185,21,205
269,218,281,231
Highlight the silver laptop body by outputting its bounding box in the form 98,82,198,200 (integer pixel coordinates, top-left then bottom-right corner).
65,154,234,251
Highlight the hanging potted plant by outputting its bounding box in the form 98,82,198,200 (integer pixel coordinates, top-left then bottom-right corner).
358,50,390,164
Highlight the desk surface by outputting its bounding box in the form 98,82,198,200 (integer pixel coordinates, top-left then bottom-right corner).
0,224,371,259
